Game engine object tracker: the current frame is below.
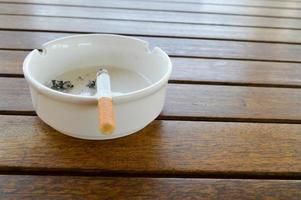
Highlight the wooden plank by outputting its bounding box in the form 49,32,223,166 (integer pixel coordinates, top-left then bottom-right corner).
0,50,26,75
1,115,301,175
151,0,301,3
0,31,68,50
3,50,301,88
0,0,215,12
171,57,301,87
1,0,301,10
1,15,301,44
2,3,301,30
2,2,301,19
142,37,301,62
0,176,300,200
1,31,301,62
150,0,300,6
155,0,301,8
3,78,301,122
0,78,30,112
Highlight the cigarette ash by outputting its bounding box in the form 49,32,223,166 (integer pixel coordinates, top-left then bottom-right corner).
50,80,74,91
49,77,97,94
86,80,96,88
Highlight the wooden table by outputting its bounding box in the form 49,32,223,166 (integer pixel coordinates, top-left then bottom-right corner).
1,0,301,199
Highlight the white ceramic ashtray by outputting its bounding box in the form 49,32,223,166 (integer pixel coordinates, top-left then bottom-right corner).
23,34,172,140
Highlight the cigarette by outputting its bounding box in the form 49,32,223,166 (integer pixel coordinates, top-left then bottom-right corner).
96,69,115,134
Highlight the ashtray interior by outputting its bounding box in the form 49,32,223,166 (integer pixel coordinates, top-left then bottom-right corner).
47,66,152,97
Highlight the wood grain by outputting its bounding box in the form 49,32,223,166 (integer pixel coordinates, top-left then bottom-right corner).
0,78,31,112
2,3,301,30
141,0,301,8
0,50,26,75
3,78,301,122
153,0,301,3
0,175,300,200
1,31,301,62
154,0,301,8
2,2,301,19
1,0,301,11
170,58,301,87
3,50,301,87
0,115,301,175
1,15,301,44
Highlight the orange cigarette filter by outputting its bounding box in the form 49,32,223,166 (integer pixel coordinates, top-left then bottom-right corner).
96,69,115,134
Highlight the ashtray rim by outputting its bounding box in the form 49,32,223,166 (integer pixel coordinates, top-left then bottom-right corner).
23,34,172,104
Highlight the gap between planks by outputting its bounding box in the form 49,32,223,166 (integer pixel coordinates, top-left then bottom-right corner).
4,74,301,89
3,111,301,125
0,167,300,180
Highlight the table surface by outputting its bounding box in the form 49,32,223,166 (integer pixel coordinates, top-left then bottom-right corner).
1,0,301,199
